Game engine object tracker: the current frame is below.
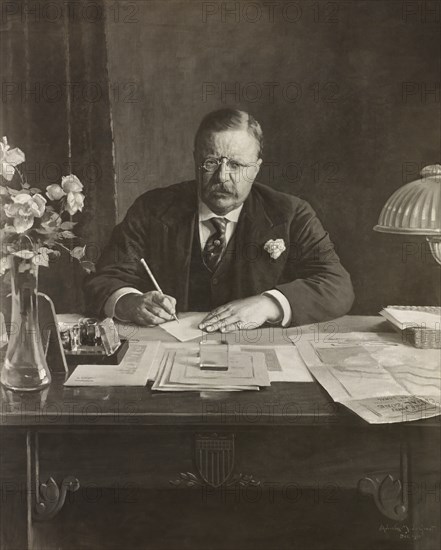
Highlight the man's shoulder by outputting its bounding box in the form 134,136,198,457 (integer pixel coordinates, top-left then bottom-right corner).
251,182,314,220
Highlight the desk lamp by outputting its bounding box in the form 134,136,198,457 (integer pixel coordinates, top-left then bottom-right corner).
374,164,441,263
374,164,441,348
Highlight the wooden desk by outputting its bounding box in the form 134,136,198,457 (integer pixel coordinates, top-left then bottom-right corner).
1,317,440,550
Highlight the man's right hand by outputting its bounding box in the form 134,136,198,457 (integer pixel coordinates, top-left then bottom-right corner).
115,291,177,326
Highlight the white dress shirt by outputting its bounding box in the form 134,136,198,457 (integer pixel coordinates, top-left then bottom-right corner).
104,201,292,326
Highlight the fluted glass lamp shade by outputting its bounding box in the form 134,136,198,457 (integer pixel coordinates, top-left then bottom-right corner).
374,165,441,265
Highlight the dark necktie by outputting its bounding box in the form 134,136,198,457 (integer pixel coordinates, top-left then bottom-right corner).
203,217,228,272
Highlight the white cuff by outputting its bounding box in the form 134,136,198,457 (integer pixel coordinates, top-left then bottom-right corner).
262,290,292,327
104,287,142,321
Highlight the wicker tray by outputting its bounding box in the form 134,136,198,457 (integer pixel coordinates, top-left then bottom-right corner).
402,327,441,349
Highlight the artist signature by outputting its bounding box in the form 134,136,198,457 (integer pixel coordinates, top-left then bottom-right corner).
379,524,437,540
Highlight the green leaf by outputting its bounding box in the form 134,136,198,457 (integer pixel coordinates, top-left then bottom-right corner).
70,245,85,259
60,230,75,239
3,225,17,233
43,237,58,248
33,252,49,267
80,260,95,273
13,250,35,259
60,221,77,230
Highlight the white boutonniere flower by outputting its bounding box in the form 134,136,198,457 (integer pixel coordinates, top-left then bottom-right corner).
264,239,286,260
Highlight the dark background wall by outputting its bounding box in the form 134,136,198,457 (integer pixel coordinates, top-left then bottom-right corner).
105,0,441,314
1,0,440,314
1,0,115,312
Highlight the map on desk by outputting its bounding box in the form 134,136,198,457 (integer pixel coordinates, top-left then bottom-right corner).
293,332,441,424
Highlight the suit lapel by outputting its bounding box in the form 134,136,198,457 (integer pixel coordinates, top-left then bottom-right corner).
159,182,197,309
156,181,290,307
215,186,289,295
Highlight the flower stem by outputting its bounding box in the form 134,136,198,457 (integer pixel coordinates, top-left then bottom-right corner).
55,242,71,254
14,166,27,188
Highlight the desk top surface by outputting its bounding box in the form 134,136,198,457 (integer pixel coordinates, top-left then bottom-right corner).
1,316,416,428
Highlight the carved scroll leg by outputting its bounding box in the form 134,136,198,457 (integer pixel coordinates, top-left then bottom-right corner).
358,439,408,521
27,431,80,522
34,475,80,521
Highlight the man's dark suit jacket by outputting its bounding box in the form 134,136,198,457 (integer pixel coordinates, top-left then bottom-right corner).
84,181,354,326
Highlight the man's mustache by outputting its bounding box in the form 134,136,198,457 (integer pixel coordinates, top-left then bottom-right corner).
210,184,235,194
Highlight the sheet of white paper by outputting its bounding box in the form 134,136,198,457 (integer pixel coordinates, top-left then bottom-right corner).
229,345,312,382
169,352,270,387
64,341,161,386
152,349,261,391
344,395,441,424
294,332,441,423
147,343,199,381
159,312,207,342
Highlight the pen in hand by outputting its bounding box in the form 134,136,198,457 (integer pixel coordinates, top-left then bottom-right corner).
140,258,179,323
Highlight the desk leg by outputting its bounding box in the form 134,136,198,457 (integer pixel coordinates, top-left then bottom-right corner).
25,431,34,550
0,430,29,550
358,438,408,521
408,427,441,550
2,431,35,550
26,431,80,523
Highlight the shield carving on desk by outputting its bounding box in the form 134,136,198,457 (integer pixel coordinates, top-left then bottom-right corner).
194,433,235,488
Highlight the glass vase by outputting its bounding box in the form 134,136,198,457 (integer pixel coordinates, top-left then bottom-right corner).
1,257,51,391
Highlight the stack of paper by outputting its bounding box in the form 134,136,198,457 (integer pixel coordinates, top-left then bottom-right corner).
150,343,270,392
380,306,441,331
228,345,312,382
63,333,311,391
64,341,162,386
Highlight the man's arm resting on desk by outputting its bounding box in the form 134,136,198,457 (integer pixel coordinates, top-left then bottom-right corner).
108,288,292,328
263,289,292,327
199,291,291,332
104,288,141,321
106,288,177,325
274,207,354,326
83,193,165,317
200,201,353,331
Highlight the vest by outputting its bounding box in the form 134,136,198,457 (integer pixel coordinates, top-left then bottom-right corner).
188,220,214,311
188,218,238,311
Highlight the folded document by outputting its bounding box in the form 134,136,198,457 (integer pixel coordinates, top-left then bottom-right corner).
293,332,441,424
151,344,270,391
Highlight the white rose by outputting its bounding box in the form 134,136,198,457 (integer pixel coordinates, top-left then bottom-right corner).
264,239,286,260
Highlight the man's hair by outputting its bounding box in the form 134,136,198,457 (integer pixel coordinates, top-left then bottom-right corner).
194,108,263,156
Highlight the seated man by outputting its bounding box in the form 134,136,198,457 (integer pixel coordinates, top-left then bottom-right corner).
84,108,354,332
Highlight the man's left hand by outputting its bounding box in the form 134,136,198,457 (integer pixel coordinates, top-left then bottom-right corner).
199,295,282,333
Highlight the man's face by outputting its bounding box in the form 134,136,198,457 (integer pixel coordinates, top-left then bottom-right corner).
195,129,262,215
